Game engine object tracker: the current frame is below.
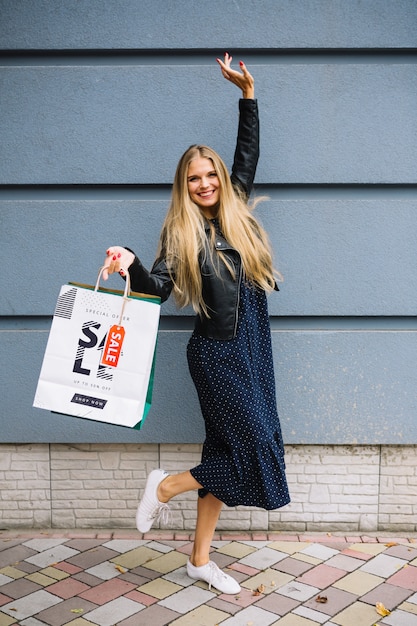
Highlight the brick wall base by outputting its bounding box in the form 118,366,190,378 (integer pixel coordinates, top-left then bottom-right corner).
0,444,415,531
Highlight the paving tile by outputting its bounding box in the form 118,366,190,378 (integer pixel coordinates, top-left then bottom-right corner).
360,553,408,577
0,579,42,600
241,535,270,550
299,544,340,561
292,553,322,566
117,571,151,587
0,594,13,607
228,561,260,577
26,546,80,569
168,604,230,625
217,586,263,609
144,541,175,554
5,533,417,626
85,561,123,581
216,541,256,560
273,557,314,578
398,600,417,615
206,596,243,615
0,566,27,580
109,547,162,569
25,572,59,587
331,600,381,626
158,586,215,613
325,553,364,572
83,597,144,626
23,539,68,553
140,551,188,574
175,543,195,557
62,540,105,553
78,579,137,605
238,547,288,570
35,597,98,626
303,585,357,616
241,568,293,595
102,540,147,553
210,551,237,571
272,614,326,625
293,605,328,623
221,605,278,625
63,617,103,626
0,546,38,569
382,609,417,625
65,547,119,570
333,570,384,595
387,566,417,591
162,566,196,588
268,542,312,555
384,545,417,561
13,562,40,575
347,542,387,556
116,603,180,626
128,565,161,580
1,590,63,621
406,591,417,604
45,577,91,599
151,540,190,550
72,572,103,587
20,618,49,626
360,582,412,610
39,567,72,581
137,578,183,600
124,589,157,606
276,581,320,602
340,548,374,561
296,563,347,589
254,592,300,616
0,612,18,626
0,540,24,552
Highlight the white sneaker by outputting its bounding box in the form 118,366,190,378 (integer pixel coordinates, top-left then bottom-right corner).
136,469,170,533
187,559,241,594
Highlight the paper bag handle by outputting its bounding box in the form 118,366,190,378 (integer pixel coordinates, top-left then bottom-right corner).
95,266,131,326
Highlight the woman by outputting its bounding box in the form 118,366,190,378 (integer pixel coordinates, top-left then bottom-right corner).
103,53,290,594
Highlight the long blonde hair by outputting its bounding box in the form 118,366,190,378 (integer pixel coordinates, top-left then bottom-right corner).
157,144,279,315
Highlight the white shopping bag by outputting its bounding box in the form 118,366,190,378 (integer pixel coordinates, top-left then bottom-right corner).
33,268,161,429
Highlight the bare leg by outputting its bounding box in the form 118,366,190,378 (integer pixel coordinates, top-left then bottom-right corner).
157,471,223,566
157,470,201,502
190,493,223,566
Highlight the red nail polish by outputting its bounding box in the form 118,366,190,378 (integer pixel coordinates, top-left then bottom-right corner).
117,253,121,258
106,249,111,255
112,255,117,261
239,61,244,66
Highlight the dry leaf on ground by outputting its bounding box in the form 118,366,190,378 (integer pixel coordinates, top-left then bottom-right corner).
376,602,391,617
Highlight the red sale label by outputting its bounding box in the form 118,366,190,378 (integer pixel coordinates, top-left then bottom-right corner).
101,325,125,368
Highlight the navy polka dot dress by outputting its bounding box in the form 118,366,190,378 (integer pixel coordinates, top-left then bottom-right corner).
187,272,290,511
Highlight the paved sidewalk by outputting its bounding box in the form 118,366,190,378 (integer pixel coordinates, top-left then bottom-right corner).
1,530,417,625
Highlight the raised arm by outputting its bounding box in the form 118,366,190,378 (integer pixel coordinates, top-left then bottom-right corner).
216,53,259,197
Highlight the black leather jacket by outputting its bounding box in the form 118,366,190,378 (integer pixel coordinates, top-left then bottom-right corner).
128,98,264,340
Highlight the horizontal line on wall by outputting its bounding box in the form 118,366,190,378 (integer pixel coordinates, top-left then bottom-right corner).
1,316,417,331
0,48,416,66
0,184,416,201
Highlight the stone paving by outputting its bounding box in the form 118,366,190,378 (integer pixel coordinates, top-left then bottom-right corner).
1,530,417,625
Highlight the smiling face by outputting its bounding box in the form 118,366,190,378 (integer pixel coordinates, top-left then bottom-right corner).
187,157,220,218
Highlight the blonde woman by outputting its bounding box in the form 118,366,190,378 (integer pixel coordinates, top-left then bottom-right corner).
103,53,290,594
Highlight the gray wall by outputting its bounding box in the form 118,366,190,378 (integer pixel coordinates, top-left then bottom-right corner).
1,0,416,443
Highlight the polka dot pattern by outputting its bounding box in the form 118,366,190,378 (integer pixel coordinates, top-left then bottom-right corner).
187,278,290,511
